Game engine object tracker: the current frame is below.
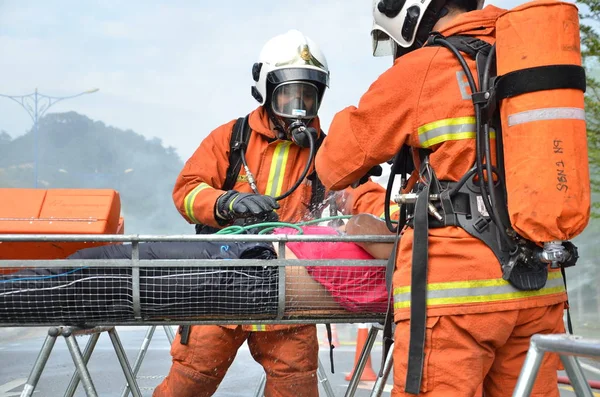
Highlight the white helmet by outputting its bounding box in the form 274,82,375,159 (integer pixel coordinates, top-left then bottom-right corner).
371,0,449,58
251,30,329,121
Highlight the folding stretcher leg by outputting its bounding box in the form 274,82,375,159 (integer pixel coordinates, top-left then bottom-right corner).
561,355,595,397
253,373,266,397
21,326,142,397
107,327,143,397
370,343,393,397
163,325,176,344
64,331,102,397
344,324,381,397
317,357,336,397
120,325,176,397
62,327,99,397
21,327,60,397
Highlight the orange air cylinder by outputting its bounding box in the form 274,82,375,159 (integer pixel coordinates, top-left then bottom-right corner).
496,0,590,244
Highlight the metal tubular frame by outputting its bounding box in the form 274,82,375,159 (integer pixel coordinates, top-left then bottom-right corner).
0,233,394,327
20,326,141,397
0,233,395,396
512,334,600,397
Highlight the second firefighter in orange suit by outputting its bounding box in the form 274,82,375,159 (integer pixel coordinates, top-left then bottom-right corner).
154,30,393,397
315,2,574,396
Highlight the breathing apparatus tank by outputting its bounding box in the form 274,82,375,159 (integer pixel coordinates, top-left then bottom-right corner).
496,1,590,245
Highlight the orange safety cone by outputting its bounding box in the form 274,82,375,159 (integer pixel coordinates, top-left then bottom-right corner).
345,323,378,381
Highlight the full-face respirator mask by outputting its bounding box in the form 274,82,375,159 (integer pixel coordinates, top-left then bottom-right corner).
270,81,320,148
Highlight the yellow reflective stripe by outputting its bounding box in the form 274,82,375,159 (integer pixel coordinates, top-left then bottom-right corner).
394,271,562,294
393,271,564,309
266,141,292,197
183,183,210,223
380,204,399,219
418,116,495,148
250,324,267,331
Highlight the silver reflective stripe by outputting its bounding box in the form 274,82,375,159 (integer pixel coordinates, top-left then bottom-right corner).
419,123,476,148
507,107,585,126
393,272,565,308
417,116,495,148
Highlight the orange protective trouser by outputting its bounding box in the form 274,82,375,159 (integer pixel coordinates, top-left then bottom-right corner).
391,303,566,397
153,324,319,397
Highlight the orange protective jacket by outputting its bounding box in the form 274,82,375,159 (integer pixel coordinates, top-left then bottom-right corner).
315,6,567,323
173,106,389,228
173,106,391,331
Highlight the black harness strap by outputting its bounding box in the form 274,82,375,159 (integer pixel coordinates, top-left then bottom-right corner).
307,132,327,219
405,173,431,394
194,116,251,236
496,64,586,99
379,226,401,377
379,144,413,377
325,323,336,373
224,116,252,192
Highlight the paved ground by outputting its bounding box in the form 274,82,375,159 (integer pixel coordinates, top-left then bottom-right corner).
0,325,598,396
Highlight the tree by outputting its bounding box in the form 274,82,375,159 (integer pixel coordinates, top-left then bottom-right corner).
579,0,600,217
0,130,11,144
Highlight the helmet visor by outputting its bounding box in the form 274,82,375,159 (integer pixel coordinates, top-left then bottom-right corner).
372,29,394,57
271,82,319,119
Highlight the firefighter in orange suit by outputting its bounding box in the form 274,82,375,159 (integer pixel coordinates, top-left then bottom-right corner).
154,30,392,397
315,2,573,396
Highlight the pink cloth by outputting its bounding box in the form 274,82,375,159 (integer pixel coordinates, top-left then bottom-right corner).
273,226,387,313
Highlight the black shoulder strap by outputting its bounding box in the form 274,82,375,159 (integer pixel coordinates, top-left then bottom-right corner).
439,35,491,59
308,132,326,217
427,34,586,99
223,115,251,191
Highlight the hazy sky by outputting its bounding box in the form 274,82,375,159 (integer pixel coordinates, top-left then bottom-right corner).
0,1,572,161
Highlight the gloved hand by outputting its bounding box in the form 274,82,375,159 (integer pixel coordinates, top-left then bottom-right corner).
351,165,383,188
232,211,280,233
215,190,279,224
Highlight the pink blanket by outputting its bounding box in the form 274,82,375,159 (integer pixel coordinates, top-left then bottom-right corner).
274,226,387,313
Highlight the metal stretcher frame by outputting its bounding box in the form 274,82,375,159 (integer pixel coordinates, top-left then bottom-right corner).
513,334,600,397
0,233,395,397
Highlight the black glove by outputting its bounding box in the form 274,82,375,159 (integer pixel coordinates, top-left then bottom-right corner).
351,165,383,188
232,211,280,231
215,190,279,224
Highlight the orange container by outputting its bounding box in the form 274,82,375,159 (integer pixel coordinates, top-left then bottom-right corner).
0,189,124,273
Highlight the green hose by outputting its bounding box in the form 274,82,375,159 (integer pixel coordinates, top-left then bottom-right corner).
214,214,398,235
215,215,352,235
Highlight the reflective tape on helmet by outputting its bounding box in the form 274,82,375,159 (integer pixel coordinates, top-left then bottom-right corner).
266,141,292,197
393,271,565,309
250,324,268,331
507,107,585,127
418,116,496,148
184,182,211,223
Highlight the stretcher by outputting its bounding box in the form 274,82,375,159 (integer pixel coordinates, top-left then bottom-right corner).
0,232,394,397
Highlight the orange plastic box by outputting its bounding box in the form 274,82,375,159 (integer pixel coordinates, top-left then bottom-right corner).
0,189,124,272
